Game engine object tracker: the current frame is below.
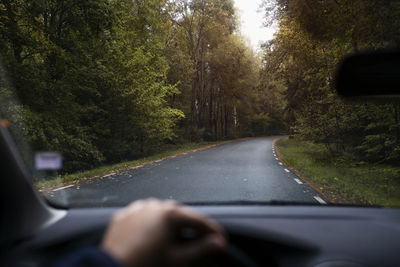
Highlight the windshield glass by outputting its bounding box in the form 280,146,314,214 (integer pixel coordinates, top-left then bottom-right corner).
0,0,399,208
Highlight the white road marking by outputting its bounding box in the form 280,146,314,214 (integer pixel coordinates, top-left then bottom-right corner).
273,153,276,157
131,165,143,170
102,172,116,178
278,162,283,165
53,185,74,192
314,196,327,204
284,168,290,173
275,157,279,160
154,160,162,163
294,178,303,184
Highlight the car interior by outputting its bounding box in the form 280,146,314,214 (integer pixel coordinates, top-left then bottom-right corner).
2,51,400,267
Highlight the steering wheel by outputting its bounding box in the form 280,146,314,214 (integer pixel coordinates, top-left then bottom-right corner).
216,244,260,267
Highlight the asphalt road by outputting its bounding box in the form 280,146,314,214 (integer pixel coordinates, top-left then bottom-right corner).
50,137,327,207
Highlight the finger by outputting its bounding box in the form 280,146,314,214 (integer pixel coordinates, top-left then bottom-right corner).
164,199,180,207
169,234,227,264
168,207,225,236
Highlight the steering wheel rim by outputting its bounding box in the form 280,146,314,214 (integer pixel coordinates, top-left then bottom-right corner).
220,244,259,267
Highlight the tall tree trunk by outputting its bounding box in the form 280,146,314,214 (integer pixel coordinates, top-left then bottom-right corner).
209,84,214,136
224,104,229,137
220,103,224,138
214,96,219,139
198,41,206,129
190,70,198,139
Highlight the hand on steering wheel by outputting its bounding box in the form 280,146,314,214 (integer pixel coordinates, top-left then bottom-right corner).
101,199,227,267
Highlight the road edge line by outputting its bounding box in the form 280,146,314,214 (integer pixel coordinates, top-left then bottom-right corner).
274,137,330,204
52,185,74,192
40,136,273,192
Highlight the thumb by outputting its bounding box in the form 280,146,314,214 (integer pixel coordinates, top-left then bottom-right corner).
171,234,227,263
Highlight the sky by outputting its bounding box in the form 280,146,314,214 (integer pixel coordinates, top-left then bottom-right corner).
234,0,276,51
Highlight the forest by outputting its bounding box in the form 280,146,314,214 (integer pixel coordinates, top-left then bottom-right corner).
1,0,400,174
261,0,400,165
1,0,280,172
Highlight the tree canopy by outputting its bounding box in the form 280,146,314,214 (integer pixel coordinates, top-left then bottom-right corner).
261,0,400,163
0,0,274,173
4,0,397,174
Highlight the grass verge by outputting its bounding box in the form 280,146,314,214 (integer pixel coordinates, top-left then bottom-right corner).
36,141,227,191
276,138,400,208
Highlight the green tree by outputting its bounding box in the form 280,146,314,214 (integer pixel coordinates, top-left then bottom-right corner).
261,0,400,162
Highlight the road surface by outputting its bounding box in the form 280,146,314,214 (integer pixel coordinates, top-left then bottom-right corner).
50,137,327,207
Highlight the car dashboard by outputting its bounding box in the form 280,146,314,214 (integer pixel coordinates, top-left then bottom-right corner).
6,205,400,267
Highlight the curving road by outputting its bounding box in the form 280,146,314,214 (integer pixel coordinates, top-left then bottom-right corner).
50,137,327,207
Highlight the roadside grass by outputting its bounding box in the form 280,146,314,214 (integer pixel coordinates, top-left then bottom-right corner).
35,141,225,191
276,138,400,208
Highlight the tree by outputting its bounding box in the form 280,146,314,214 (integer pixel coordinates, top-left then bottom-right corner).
261,0,400,162
0,0,184,172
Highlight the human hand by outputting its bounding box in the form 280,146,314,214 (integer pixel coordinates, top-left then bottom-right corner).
101,198,227,267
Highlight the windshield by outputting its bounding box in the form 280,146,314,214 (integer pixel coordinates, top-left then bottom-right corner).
0,0,399,208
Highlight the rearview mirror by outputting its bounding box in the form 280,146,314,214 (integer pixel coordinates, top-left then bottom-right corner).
335,51,400,98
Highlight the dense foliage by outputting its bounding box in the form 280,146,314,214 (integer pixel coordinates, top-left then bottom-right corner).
0,0,278,173
4,0,398,174
0,0,188,171
165,0,284,140
261,0,400,164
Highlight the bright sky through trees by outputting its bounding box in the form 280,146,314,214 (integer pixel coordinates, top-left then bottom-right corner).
234,0,276,51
